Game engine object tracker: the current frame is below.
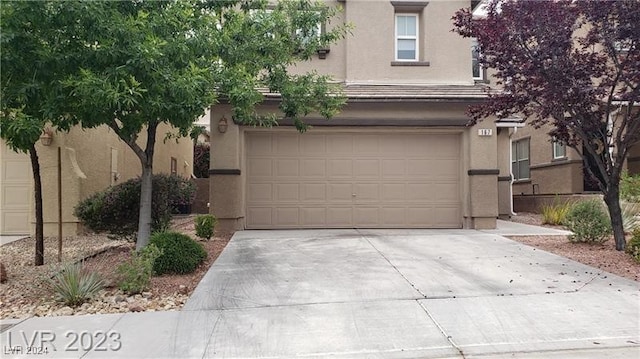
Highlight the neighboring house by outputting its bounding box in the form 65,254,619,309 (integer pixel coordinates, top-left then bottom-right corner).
511,122,640,212
208,0,519,231
0,123,193,236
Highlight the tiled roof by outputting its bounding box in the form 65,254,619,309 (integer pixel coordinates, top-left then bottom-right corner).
260,84,489,101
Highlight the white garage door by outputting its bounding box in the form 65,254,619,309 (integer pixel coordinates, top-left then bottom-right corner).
246,131,462,229
1,140,31,234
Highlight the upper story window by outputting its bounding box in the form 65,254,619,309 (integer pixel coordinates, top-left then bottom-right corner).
395,14,418,61
553,139,566,159
512,138,530,181
472,38,484,80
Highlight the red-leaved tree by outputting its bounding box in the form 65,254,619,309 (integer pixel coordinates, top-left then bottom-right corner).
453,0,640,250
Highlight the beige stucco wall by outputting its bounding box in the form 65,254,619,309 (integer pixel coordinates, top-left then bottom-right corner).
26,123,193,236
291,0,475,85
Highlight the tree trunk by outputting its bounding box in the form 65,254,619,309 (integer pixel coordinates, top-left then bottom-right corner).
28,145,44,266
136,164,153,250
603,186,626,251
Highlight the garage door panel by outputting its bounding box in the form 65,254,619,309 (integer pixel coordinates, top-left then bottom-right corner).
381,160,406,178
247,183,273,202
354,159,380,178
433,207,461,227
328,159,353,178
328,183,353,201
381,207,406,226
354,207,380,226
354,135,379,155
327,135,354,155
300,135,326,155
381,183,405,201
300,183,326,201
274,135,298,155
406,207,435,226
354,183,379,201
275,184,299,202
2,185,30,207
327,207,352,226
300,159,326,177
301,207,326,226
4,160,31,181
275,208,300,226
247,208,273,227
246,132,461,229
248,159,272,177
247,134,273,155
275,159,299,177
433,183,459,201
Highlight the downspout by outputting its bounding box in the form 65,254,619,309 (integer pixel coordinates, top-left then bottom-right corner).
509,127,517,216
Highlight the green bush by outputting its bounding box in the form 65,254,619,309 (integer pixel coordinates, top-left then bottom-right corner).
540,200,572,225
565,199,611,244
149,232,207,275
621,171,640,203
117,244,162,295
626,229,640,263
49,262,105,307
195,214,217,240
74,174,195,239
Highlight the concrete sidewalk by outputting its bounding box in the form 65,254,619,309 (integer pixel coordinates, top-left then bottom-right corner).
2,228,638,358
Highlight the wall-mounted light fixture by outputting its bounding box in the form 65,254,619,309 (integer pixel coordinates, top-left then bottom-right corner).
40,128,54,146
217,116,228,133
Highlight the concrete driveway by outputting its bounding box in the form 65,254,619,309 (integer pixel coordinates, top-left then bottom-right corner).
2,227,639,358
180,228,639,358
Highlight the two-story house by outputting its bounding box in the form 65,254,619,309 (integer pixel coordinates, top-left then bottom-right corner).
208,0,516,231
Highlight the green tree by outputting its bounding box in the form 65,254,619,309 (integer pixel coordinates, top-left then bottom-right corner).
63,0,349,249
0,2,83,265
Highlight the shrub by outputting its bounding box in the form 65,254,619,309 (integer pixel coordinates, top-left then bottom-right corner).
149,232,207,275
49,262,105,307
540,200,572,225
193,143,210,179
621,171,640,203
195,214,217,240
622,201,640,233
565,199,611,244
117,244,162,295
626,229,640,263
74,174,195,239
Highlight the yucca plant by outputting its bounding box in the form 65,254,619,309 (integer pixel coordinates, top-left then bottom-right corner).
540,200,572,225
622,201,640,233
49,262,105,307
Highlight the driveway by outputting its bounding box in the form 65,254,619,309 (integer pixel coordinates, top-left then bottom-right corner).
181,228,639,358
2,227,639,358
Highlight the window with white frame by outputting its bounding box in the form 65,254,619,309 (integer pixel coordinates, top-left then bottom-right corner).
472,38,483,80
553,139,566,159
395,14,418,61
512,138,530,180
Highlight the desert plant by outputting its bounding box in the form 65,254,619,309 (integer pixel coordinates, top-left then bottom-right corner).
540,200,572,225
195,214,217,240
74,174,194,239
117,244,162,295
565,200,611,244
49,262,105,307
626,229,640,263
193,143,210,178
620,171,640,203
149,232,207,275
622,201,640,234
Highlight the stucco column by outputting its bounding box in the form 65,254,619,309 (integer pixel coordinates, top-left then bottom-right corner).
209,106,245,231
465,122,499,229
496,127,513,218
